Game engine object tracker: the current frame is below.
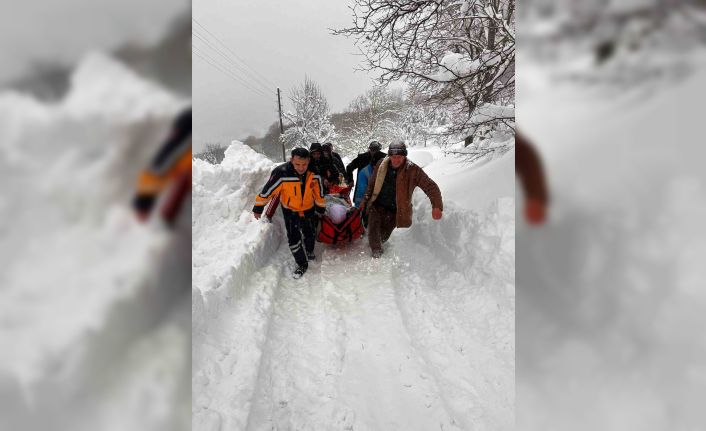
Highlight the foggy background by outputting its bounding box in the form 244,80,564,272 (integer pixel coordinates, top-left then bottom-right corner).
193,0,382,152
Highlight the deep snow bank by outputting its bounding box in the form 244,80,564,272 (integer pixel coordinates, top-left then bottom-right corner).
409,144,515,212
192,142,282,332
0,52,189,431
516,52,706,430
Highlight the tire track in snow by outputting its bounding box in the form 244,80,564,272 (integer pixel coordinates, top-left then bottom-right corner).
242,238,461,431
316,240,461,431
199,204,513,431
244,242,354,431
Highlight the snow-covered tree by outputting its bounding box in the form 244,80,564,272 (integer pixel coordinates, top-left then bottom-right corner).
335,0,516,141
194,143,227,164
387,97,448,148
338,86,403,155
281,77,336,150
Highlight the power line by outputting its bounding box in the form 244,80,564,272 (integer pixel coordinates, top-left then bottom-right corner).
191,29,271,93
192,17,278,90
191,26,275,95
191,30,273,95
193,47,272,99
192,17,277,89
193,46,273,99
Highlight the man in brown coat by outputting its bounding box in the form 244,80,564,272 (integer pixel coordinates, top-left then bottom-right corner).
515,133,549,225
360,141,443,258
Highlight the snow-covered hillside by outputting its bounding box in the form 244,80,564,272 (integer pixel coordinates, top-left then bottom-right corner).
0,53,190,431
516,52,706,429
193,142,515,430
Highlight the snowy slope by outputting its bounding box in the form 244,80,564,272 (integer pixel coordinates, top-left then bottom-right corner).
193,143,514,430
516,52,706,430
409,145,515,212
0,53,190,431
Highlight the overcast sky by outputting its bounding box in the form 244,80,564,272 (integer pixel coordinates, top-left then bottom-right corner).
0,0,187,84
1,0,380,153
193,0,379,151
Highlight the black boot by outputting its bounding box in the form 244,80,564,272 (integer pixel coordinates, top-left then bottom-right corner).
293,263,308,279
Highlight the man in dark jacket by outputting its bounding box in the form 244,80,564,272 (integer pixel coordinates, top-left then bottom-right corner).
345,141,383,184
361,142,443,258
346,141,386,207
322,142,346,183
309,142,340,189
253,147,326,278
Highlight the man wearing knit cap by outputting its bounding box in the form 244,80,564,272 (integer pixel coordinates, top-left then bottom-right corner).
361,141,443,258
309,142,340,189
346,140,386,209
322,142,346,182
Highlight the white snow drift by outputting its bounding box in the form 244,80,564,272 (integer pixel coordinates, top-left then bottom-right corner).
516,50,706,430
0,53,190,431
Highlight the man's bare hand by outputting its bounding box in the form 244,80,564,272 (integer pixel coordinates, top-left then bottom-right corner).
525,198,546,225
432,208,442,220
254,212,261,220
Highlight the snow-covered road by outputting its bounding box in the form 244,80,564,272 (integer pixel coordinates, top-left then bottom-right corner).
193,143,514,431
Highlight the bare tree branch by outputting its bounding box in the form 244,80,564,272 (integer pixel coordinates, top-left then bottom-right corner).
334,0,515,142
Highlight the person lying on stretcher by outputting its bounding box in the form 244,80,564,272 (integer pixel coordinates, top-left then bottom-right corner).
324,195,354,225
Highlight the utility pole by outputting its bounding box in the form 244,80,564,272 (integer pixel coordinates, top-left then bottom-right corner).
277,87,285,162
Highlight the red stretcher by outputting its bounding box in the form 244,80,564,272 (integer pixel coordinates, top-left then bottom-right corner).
264,184,365,244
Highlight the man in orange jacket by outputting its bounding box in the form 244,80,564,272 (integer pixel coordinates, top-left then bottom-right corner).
253,147,326,278
133,108,191,227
